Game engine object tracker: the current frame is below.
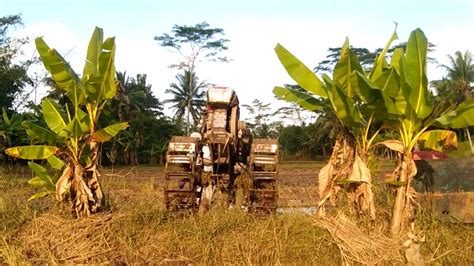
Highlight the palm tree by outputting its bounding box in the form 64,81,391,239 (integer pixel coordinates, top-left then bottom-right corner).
165,70,207,135
115,71,163,121
442,51,474,101
439,51,474,153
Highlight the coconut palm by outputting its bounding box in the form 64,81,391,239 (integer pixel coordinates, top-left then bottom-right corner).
115,71,163,121
165,70,206,134
440,51,474,153
442,51,474,101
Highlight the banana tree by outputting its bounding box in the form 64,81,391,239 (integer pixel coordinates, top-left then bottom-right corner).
5,27,128,217
369,28,474,235
273,28,401,219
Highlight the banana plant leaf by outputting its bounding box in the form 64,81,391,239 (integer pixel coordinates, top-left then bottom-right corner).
27,162,55,191
83,27,104,77
5,145,59,160
272,86,326,112
329,82,362,125
22,121,58,144
85,29,117,102
2,108,11,126
370,28,398,81
418,130,457,151
274,43,327,98
64,117,88,138
436,98,474,129
403,29,432,119
333,38,364,98
92,122,129,142
47,155,65,170
42,98,67,137
35,38,85,107
28,191,53,201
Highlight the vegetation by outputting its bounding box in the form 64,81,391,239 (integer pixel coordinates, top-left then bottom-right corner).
1,163,473,264
165,70,206,129
5,27,128,216
0,15,34,113
1,12,474,265
155,22,229,134
273,28,474,235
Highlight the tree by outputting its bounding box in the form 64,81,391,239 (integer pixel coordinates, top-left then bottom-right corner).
438,51,474,153
273,27,474,235
99,71,182,165
114,71,163,121
442,51,474,101
0,14,34,112
314,42,436,74
165,70,206,129
5,27,128,217
274,33,391,220
154,21,229,134
243,99,280,138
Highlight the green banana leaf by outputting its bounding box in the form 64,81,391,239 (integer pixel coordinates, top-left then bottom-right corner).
272,86,326,112
5,145,59,160
404,29,432,119
274,43,327,98
437,98,474,128
83,27,104,77
28,191,52,201
329,82,362,125
47,155,64,170
22,121,58,144
333,38,364,98
42,98,67,137
350,71,381,104
92,122,129,142
85,31,117,102
373,68,400,98
27,162,55,191
64,117,88,138
370,28,398,81
35,38,85,107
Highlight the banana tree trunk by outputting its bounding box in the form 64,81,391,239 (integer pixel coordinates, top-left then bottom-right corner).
390,153,417,236
317,129,355,212
317,129,376,219
80,140,104,216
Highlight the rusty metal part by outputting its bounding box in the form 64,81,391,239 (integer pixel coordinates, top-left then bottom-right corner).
164,136,200,213
248,139,279,214
164,87,280,215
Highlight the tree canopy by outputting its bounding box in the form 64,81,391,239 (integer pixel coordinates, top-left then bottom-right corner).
0,14,34,113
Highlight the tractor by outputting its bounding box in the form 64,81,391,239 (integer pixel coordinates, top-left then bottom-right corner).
164,86,280,214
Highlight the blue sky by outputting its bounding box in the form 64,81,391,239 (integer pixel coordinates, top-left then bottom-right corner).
2,0,474,119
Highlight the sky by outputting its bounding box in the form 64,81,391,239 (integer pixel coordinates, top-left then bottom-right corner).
2,0,474,119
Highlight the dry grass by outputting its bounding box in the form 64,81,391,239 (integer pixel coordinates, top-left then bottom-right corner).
17,213,120,263
1,162,473,264
314,213,403,265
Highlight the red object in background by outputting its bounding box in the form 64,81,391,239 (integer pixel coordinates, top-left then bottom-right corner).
413,150,447,160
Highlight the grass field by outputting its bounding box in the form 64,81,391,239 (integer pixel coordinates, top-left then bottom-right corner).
0,161,472,264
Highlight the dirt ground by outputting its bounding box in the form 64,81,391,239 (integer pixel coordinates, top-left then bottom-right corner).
99,161,322,208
